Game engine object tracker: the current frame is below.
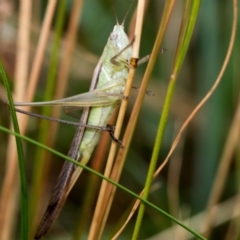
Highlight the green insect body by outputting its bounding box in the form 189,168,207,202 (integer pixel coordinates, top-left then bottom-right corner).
79,24,132,164
14,23,133,239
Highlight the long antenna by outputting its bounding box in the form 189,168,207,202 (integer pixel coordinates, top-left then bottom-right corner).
111,0,134,26
111,0,119,25
121,0,134,25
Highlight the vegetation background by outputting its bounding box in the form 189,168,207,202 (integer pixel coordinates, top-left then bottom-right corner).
0,0,239,239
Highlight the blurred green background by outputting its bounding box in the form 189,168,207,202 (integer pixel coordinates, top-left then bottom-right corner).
0,0,239,239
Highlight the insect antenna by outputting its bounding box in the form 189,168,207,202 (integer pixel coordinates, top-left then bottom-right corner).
110,0,134,26
110,0,119,25
121,0,134,25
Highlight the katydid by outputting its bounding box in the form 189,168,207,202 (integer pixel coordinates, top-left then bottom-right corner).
14,18,133,239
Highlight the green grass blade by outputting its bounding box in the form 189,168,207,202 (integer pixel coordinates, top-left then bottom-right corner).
0,62,28,240
132,0,201,239
0,124,206,240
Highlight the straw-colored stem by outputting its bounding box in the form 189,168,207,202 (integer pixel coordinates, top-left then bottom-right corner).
27,0,57,103
87,1,145,239
28,0,67,237
0,1,32,239
201,2,238,233
132,0,199,238
202,86,240,237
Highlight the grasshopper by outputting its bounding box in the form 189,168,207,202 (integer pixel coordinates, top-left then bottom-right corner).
14,12,133,240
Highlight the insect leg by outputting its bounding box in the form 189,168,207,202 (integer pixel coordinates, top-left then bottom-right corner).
108,127,123,148
11,106,116,132
137,48,167,65
110,37,135,66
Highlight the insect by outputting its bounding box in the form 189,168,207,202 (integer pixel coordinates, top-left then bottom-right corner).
14,9,133,240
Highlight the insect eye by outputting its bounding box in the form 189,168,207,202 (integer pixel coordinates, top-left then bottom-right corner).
110,32,118,40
